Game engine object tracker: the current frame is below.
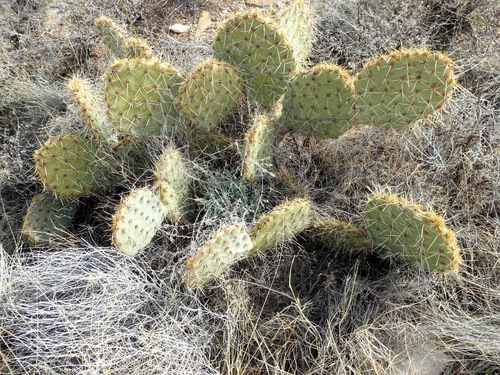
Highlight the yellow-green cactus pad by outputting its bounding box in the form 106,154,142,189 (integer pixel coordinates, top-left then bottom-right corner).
277,0,314,62
364,192,462,272
96,16,152,59
250,197,312,254
213,9,298,107
111,187,167,256
185,223,253,289
354,49,456,129
242,114,276,182
282,64,355,138
309,218,373,252
154,147,191,222
177,59,244,132
104,58,184,138
22,191,78,244
68,77,119,145
34,134,109,198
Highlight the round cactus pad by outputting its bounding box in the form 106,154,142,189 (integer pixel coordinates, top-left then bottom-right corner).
23,192,78,244
354,50,456,129
277,0,314,61
364,193,462,272
105,59,184,138
282,64,355,138
111,187,167,256
34,134,108,198
185,223,253,289
213,10,298,107
177,59,243,131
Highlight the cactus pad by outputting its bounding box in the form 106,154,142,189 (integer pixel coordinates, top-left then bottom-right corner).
34,134,108,198
282,64,355,138
111,187,167,256
177,59,243,132
309,218,373,252
250,197,312,254
104,58,184,138
213,10,298,107
185,223,253,289
154,147,192,222
364,192,462,272
354,50,456,129
242,114,276,182
277,1,314,62
68,77,119,145
22,192,78,244
96,16,152,59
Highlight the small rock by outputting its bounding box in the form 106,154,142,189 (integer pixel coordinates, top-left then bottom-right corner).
195,11,212,37
169,24,190,34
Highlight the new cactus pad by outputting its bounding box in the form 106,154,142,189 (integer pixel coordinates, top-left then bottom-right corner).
154,147,192,222
277,1,314,62
185,223,253,289
354,50,456,129
68,77,119,145
282,64,355,138
242,114,276,182
213,10,298,107
176,59,243,132
364,192,462,272
111,187,167,256
250,197,312,254
34,134,109,198
104,58,184,138
22,192,78,244
96,16,152,59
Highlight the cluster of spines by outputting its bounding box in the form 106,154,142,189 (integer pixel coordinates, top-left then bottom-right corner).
111,187,167,256
363,192,462,272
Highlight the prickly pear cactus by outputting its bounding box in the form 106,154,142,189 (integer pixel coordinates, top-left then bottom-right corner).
213,9,298,107
111,187,167,256
34,134,109,198
176,59,244,132
96,16,153,59
104,58,184,138
277,0,314,62
282,64,355,138
242,114,277,182
185,223,253,289
354,50,456,129
364,192,462,272
22,191,78,244
250,197,312,254
68,77,119,145
154,147,192,222
309,218,373,252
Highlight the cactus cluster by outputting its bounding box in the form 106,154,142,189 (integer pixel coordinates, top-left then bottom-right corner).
22,1,462,290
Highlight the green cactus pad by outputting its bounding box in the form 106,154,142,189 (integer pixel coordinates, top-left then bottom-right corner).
154,147,192,222
354,49,456,129
68,77,119,145
177,59,244,132
250,197,312,254
96,16,152,59
213,10,298,107
282,64,355,138
185,223,253,289
277,1,314,62
111,187,167,256
104,58,184,138
242,114,276,182
309,218,373,252
34,134,109,198
364,192,462,272
22,191,78,244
